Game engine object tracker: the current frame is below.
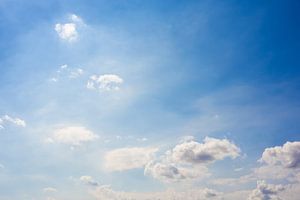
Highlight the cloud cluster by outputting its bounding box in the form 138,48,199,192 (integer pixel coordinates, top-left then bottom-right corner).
91,185,221,200
48,126,98,146
87,74,123,91
104,147,158,171
0,115,26,129
145,137,240,182
248,181,284,200
55,14,83,42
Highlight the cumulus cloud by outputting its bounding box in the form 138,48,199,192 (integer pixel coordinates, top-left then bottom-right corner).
171,137,240,165
145,137,240,182
50,126,98,145
55,23,78,42
87,74,123,91
104,147,158,171
91,185,221,200
80,175,99,186
260,141,300,168
0,115,26,129
248,180,284,200
54,14,84,42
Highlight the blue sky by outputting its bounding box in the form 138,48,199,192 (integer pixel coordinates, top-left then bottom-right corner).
0,0,300,199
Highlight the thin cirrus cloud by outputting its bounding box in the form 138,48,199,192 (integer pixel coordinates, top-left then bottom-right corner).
87,74,124,91
0,115,26,129
46,126,98,146
104,147,158,171
54,14,84,42
145,137,240,182
50,64,84,82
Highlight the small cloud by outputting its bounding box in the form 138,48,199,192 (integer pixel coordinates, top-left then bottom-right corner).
87,74,123,91
0,115,26,129
55,23,78,42
80,175,99,186
55,13,84,42
49,126,98,146
104,147,158,171
50,64,84,82
43,187,57,193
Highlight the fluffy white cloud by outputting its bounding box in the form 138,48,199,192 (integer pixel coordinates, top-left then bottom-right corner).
55,14,84,42
260,141,300,168
145,137,240,182
91,185,221,200
104,147,157,171
0,115,26,129
247,180,284,200
55,23,78,42
51,126,98,145
87,74,123,91
80,175,99,186
171,137,240,165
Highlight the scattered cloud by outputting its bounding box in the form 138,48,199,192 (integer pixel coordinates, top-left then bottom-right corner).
91,185,221,200
50,64,84,82
87,74,123,91
43,187,57,193
0,115,26,129
55,14,84,42
104,147,158,171
247,180,284,200
80,175,99,186
50,126,98,145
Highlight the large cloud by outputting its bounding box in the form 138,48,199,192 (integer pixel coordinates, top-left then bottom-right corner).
171,137,240,164
260,141,300,168
247,180,284,200
145,137,240,182
104,147,158,171
50,126,98,145
87,74,123,91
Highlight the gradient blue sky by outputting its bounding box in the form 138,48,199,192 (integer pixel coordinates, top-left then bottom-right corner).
0,0,300,199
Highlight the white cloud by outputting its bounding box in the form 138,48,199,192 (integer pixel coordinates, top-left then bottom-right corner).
55,23,78,42
104,147,158,171
43,187,57,193
171,137,240,165
91,185,221,200
260,141,300,168
0,115,26,129
55,14,84,42
80,175,99,186
247,180,284,200
87,74,123,91
145,137,240,182
50,64,84,82
51,126,98,145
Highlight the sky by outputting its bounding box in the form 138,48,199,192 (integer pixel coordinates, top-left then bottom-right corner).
0,0,300,199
